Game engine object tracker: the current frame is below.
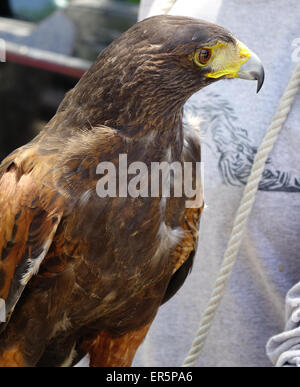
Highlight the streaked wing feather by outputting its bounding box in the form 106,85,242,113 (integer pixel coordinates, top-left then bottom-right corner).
0,160,63,330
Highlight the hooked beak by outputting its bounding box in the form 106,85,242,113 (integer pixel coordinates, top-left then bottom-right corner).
237,47,265,93
205,40,265,93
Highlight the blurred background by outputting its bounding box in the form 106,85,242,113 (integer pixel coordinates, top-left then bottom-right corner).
0,0,140,160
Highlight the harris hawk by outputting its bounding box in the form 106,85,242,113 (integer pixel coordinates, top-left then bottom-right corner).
0,15,264,367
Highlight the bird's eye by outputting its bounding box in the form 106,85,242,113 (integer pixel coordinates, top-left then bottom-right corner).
198,48,212,65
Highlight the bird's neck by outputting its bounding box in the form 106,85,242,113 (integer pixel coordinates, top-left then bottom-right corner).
53,61,187,146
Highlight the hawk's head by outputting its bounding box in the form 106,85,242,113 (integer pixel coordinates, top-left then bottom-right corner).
126,15,264,91
62,15,264,131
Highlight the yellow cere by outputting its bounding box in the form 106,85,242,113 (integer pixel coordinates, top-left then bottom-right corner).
193,40,251,79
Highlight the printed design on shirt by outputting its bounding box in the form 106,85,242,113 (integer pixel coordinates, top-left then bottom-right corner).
184,92,300,192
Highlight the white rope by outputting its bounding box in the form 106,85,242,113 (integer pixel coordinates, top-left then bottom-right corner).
182,62,300,367
147,0,177,17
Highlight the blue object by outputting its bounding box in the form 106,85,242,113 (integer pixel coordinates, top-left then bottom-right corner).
10,0,68,22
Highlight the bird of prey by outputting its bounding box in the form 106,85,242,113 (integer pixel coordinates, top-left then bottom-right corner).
0,15,264,367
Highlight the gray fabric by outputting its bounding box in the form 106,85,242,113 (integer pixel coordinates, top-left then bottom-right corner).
138,0,153,21
134,0,300,367
266,282,300,366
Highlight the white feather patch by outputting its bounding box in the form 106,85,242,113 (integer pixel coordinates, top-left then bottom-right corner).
152,222,185,265
20,239,52,286
20,216,61,286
